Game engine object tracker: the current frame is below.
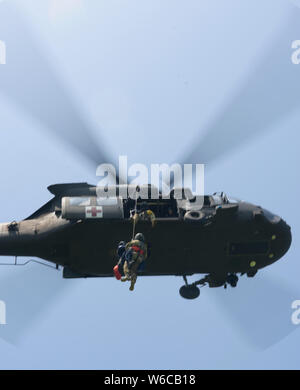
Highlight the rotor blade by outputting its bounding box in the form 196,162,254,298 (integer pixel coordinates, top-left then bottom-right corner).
0,262,72,344
0,2,110,170
184,10,300,348
211,273,299,349
178,10,300,171
174,10,300,347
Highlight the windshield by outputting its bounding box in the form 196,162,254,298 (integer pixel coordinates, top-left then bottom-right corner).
227,196,242,204
212,192,229,206
212,193,241,206
263,209,281,224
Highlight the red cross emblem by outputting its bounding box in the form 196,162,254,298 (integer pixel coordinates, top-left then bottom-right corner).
85,206,103,219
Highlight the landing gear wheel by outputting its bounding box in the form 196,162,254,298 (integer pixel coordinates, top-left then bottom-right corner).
179,285,200,300
226,274,239,288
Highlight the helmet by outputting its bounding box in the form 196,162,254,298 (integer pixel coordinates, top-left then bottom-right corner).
118,241,125,247
135,233,145,242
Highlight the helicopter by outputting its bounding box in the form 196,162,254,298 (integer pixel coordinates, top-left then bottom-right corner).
0,5,293,301
0,3,297,346
0,182,292,299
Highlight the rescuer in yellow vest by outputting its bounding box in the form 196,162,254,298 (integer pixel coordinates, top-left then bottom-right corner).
121,233,148,291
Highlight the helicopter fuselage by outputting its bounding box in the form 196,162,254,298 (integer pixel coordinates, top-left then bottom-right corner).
0,183,292,285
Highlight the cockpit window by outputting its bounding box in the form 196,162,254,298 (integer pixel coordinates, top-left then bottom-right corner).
229,241,269,255
212,193,242,206
212,192,229,206
212,195,223,206
263,209,281,224
227,196,241,204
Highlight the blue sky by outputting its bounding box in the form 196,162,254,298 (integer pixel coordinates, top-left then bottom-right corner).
0,0,299,369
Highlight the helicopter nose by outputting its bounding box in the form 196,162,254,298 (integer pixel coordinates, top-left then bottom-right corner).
269,219,292,262
254,208,292,263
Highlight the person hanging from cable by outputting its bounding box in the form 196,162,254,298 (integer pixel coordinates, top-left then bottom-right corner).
113,235,150,289
114,195,149,290
121,233,148,291
113,241,127,280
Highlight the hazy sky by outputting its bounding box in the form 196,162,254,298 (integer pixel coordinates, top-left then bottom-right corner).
0,0,299,369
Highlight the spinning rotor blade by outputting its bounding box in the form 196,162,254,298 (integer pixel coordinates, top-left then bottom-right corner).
0,2,297,350
182,10,299,348
0,2,110,170
0,3,114,343
0,263,71,344
211,274,298,349
178,10,300,173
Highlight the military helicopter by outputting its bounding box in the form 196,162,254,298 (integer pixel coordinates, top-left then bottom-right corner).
0,181,292,299
0,3,297,345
